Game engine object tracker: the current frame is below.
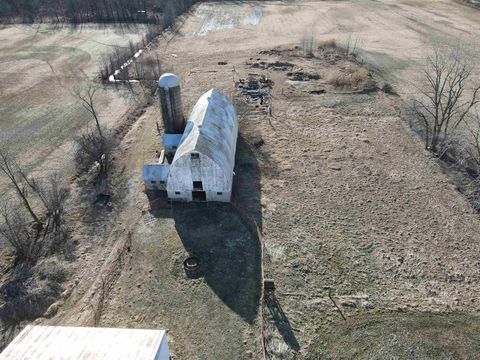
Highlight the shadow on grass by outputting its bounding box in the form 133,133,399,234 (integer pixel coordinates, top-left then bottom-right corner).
146,134,262,324
265,294,300,352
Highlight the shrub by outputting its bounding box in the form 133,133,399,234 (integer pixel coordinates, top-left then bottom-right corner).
318,39,337,50
327,64,369,89
73,130,117,178
34,258,68,283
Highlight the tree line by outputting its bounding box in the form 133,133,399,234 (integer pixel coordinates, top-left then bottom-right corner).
0,0,197,24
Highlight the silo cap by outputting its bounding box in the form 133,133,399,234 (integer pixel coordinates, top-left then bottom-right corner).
158,73,180,88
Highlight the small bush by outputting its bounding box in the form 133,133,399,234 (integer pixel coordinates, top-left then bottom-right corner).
381,83,396,95
327,71,351,87
327,64,369,89
318,39,337,50
34,258,68,283
73,130,117,178
349,65,368,87
0,262,64,327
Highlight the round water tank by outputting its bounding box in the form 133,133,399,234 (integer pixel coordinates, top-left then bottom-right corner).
158,73,184,134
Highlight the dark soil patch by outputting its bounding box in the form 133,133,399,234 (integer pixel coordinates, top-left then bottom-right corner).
249,61,294,71
287,71,320,81
309,89,326,95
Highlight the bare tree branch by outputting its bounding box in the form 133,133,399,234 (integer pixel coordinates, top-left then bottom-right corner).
411,47,480,152
73,84,104,139
0,148,42,227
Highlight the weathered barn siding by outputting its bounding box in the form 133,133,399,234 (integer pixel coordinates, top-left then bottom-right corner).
166,88,238,202
142,164,170,190
167,152,231,202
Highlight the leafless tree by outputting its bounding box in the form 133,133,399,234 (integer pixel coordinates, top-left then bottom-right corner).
0,148,41,227
0,202,38,260
73,84,104,139
302,36,314,57
163,1,176,28
99,55,110,81
411,47,480,152
464,113,480,172
344,32,360,57
0,201,44,261
73,129,116,178
135,54,162,95
0,147,69,260
464,175,480,211
21,173,69,233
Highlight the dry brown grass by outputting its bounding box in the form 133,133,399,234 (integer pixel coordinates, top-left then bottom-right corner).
327,63,369,89
317,38,337,49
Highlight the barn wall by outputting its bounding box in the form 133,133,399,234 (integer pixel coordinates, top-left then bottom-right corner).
166,152,232,202
155,335,170,360
145,180,167,191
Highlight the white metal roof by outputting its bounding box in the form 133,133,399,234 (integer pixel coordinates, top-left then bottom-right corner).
142,164,170,181
173,88,238,173
158,73,180,88
0,325,169,360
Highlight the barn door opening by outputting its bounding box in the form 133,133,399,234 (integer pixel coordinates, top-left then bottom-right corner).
192,191,206,202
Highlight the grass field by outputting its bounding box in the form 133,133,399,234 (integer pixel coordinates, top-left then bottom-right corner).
0,24,145,185
308,312,480,359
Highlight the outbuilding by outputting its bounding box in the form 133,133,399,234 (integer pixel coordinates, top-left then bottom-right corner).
166,88,238,202
0,325,170,360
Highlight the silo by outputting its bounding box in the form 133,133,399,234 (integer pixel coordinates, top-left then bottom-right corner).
158,73,185,134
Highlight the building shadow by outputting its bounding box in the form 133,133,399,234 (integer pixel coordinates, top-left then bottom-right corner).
265,294,300,351
146,133,262,324
232,135,263,232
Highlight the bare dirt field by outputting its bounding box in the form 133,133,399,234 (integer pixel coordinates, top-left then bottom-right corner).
5,0,480,359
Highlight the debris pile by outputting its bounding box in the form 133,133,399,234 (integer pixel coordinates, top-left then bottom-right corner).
248,61,294,71
258,49,282,56
287,71,320,81
237,75,273,105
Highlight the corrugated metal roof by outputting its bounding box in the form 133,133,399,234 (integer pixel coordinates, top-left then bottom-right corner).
173,89,238,173
0,325,168,360
142,164,170,181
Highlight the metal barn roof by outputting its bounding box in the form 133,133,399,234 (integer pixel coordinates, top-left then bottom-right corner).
173,88,238,173
142,164,170,181
0,325,169,360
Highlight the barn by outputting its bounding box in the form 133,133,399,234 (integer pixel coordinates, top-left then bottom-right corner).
166,88,238,202
0,325,170,360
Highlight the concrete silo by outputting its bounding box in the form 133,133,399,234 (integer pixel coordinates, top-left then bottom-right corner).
158,73,185,134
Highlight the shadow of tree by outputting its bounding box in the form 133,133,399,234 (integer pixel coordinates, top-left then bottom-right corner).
265,294,300,352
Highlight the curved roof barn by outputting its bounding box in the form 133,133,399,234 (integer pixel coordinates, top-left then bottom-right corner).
172,88,238,175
